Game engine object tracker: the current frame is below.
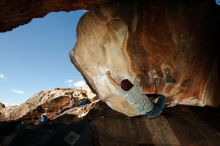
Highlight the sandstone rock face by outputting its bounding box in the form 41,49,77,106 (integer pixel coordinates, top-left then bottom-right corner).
70,0,220,116
0,0,219,116
0,0,105,32
0,88,96,123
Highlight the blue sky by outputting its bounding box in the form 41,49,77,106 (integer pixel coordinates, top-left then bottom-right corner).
0,10,87,106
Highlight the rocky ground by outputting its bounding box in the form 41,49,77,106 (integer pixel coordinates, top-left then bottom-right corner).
1,103,220,145
0,87,98,146
1,88,220,146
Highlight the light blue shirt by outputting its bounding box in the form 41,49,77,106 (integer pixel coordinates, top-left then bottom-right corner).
119,85,154,115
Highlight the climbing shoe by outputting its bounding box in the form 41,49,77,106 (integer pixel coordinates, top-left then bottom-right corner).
145,95,166,118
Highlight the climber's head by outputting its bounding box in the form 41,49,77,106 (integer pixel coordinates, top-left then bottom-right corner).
120,79,134,91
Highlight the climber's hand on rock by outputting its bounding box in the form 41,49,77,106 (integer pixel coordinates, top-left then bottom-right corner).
106,71,111,76
165,96,175,107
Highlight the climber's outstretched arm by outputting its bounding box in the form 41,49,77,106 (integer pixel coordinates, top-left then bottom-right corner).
106,71,120,87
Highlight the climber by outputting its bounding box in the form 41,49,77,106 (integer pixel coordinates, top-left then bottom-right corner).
38,113,49,125
106,71,166,118
79,99,91,107
16,121,25,130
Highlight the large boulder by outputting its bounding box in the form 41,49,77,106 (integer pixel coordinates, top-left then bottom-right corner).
0,0,104,32
70,0,220,116
0,0,219,116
